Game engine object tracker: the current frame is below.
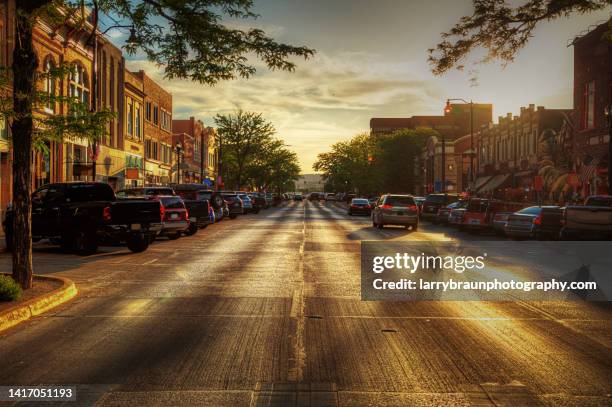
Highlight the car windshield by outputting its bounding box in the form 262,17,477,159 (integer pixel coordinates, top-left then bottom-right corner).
161,197,184,208
385,196,415,206
352,199,369,204
517,206,542,215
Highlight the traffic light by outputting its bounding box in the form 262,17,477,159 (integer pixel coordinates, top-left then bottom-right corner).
444,101,452,115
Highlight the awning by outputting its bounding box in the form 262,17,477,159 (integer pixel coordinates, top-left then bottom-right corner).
473,176,493,191
479,173,511,193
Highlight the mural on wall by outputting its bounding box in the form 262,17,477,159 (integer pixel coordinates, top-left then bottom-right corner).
537,112,575,202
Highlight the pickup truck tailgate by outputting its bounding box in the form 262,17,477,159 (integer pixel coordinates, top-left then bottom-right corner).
111,200,161,224
565,206,612,230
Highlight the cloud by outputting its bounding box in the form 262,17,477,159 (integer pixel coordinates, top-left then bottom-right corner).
126,51,441,171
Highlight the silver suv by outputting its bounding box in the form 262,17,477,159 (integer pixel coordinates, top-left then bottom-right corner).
372,194,419,230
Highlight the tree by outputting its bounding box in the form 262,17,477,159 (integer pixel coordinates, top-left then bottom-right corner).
428,0,611,75
215,111,276,189
8,0,314,288
374,128,433,194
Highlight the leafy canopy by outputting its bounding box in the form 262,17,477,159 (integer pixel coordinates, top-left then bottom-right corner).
428,0,611,75
94,0,315,84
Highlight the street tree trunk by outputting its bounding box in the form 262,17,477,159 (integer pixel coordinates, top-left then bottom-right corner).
11,2,46,289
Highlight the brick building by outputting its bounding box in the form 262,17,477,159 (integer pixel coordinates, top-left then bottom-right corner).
475,105,572,200
123,70,145,187
572,22,611,196
137,70,173,186
370,103,493,139
172,117,217,185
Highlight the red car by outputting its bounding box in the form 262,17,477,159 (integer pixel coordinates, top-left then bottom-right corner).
152,195,190,240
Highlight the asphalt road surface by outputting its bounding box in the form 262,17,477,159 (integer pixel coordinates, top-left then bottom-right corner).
0,200,611,406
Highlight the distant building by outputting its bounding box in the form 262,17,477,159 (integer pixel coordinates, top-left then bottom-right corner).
572,22,611,196
370,103,493,140
295,174,325,192
172,117,217,185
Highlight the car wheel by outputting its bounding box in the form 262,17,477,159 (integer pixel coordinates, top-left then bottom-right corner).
377,223,384,229
167,232,181,240
126,235,149,253
412,223,418,231
184,223,198,236
229,214,237,219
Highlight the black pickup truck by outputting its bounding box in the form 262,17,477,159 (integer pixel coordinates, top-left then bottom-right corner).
171,184,214,233
3,182,161,253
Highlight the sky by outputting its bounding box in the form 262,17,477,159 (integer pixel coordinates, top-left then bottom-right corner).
105,0,611,173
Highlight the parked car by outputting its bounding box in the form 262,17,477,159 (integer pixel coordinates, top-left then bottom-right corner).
308,192,323,201
249,193,268,210
172,184,215,233
505,206,560,239
196,190,225,222
293,193,304,201
237,193,256,213
420,194,459,221
538,206,565,240
371,194,419,230
449,206,467,227
461,198,525,233
368,196,380,206
221,193,243,219
344,193,356,203
151,195,190,239
492,212,513,235
561,195,612,240
3,182,161,253
413,197,426,214
264,192,274,207
348,198,372,216
436,200,466,224
325,193,336,201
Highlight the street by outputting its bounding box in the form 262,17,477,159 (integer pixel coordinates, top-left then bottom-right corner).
1,200,611,406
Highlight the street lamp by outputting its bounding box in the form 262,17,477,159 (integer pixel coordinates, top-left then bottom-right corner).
605,104,612,194
174,141,183,184
446,98,474,188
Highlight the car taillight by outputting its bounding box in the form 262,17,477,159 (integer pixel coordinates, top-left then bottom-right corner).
380,204,393,209
102,206,111,221
408,205,417,211
160,204,165,220
184,208,189,220
533,214,542,225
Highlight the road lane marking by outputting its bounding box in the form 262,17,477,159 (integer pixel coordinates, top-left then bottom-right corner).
288,199,306,382
142,258,158,265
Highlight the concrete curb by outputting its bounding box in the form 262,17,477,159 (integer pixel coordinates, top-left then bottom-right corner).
0,274,78,333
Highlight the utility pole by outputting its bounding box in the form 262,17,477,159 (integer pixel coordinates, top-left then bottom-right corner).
606,105,611,194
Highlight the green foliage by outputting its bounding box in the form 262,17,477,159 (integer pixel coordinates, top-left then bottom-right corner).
428,0,611,75
0,275,22,302
215,110,300,191
314,129,434,195
0,64,115,152
94,0,315,85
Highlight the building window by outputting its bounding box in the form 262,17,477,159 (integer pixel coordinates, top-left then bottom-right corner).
153,105,159,125
42,56,56,113
69,63,89,105
145,101,152,121
584,81,595,129
161,110,171,132
135,104,141,139
152,141,159,160
0,114,8,141
127,99,133,136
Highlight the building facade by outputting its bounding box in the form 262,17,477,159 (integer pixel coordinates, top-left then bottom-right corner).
295,174,324,193
572,22,611,196
138,70,173,186
172,117,217,186
123,70,145,187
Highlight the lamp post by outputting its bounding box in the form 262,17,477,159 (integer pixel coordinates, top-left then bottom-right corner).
446,98,474,188
174,141,183,184
605,104,612,194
